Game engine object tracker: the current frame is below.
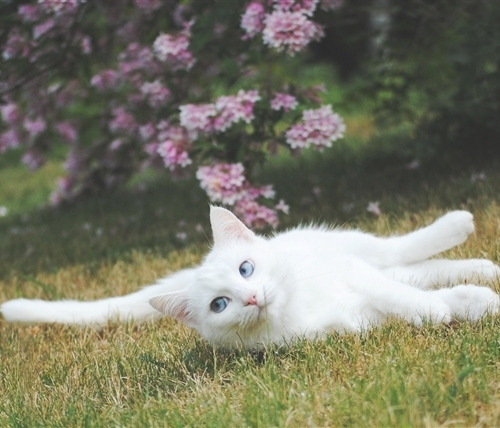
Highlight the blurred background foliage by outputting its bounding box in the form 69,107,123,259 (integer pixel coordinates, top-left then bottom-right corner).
312,0,500,165
1,0,500,216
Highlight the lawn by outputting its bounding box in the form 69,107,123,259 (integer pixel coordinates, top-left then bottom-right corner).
1,126,500,427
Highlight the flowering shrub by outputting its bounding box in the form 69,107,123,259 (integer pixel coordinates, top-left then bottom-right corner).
285,105,346,149
1,0,345,228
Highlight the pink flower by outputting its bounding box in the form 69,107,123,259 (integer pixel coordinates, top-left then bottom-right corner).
56,121,77,142
262,10,323,55
18,5,42,22
91,69,118,90
23,117,47,138
196,163,246,205
196,162,283,228
0,103,20,125
367,201,382,217
135,0,161,13
153,32,195,71
139,122,156,142
50,177,75,206
180,90,260,134
140,80,170,107
110,139,123,151
213,90,261,131
22,150,45,170
80,36,92,54
157,125,192,170
244,184,276,200
274,0,319,16
39,0,80,15
118,43,157,77
3,30,30,60
0,130,21,152
285,105,345,149
275,199,290,214
64,148,84,173
179,103,216,133
109,107,137,134
241,2,265,38
33,19,55,39
270,92,298,111
235,198,279,228
471,172,487,183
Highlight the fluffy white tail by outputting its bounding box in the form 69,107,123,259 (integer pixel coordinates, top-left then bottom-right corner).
0,268,195,326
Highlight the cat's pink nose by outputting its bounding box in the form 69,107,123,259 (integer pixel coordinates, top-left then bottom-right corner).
245,295,258,306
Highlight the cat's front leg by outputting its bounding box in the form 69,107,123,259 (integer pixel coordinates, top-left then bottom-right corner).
433,285,500,321
383,288,453,326
383,258,500,289
394,210,475,264
343,259,453,326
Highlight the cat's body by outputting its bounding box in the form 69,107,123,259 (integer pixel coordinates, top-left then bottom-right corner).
2,207,499,349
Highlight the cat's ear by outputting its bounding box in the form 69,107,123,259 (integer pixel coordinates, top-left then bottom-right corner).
210,206,255,246
149,292,198,328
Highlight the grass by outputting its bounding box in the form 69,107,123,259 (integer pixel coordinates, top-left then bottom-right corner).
1,124,500,427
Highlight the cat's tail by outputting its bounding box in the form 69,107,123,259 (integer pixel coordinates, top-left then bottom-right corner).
0,268,195,327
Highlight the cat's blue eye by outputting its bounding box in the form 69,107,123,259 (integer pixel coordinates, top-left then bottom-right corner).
239,260,254,278
210,296,229,313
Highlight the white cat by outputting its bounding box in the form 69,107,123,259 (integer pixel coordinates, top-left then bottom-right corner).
2,207,499,349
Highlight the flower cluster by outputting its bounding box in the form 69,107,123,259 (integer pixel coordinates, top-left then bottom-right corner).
241,2,265,39
1,1,345,228
134,0,161,13
196,163,246,205
117,42,159,81
153,31,194,71
109,107,137,134
156,123,192,171
24,117,47,138
140,80,170,107
270,92,298,111
179,103,216,134
39,0,81,15
286,105,346,149
262,10,323,55
90,69,119,91
196,163,288,228
0,104,20,125
180,90,261,134
241,0,333,55
214,90,261,131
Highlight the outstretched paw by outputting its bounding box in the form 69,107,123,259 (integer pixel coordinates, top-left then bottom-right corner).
433,210,474,248
408,296,452,326
434,285,500,321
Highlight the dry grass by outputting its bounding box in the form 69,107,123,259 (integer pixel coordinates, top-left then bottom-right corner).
1,147,500,427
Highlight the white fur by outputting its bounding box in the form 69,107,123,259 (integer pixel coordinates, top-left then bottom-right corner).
2,208,499,349
0,268,196,325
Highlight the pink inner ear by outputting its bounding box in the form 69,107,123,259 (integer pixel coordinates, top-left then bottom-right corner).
210,206,255,246
149,293,197,327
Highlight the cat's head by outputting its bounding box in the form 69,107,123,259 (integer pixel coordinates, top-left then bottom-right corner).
150,206,281,348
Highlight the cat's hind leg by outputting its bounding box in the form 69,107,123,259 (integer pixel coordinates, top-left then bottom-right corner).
383,259,500,289
346,211,475,268
433,285,500,321
389,211,475,265
342,257,498,329
339,258,453,327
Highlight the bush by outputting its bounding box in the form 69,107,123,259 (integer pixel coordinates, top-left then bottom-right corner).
371,0,500,163
0,0,346,227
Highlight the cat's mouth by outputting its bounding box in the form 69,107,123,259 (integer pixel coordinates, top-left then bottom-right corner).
252,301,269,321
